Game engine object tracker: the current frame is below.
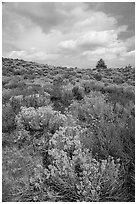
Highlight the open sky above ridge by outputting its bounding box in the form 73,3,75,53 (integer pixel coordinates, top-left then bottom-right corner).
2,2,135,68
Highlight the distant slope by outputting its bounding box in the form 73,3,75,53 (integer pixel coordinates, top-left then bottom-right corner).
2,57,135,85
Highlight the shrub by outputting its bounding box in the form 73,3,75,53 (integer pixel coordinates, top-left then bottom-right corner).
48,112,67,134
127,79,135,86
45,125,122,202
113,76,124,84
16,106,53,131
15,106,66,134
13,68,21,75
61,83,74,106
23,74,28,79
5,79,19,89
42,82,53,95
82,74,90,80
105,84,134,105
2,76,10,86
10,92,51,111
92,81,105,92
122,84,135,100
9,95,23,115
68,93,135,200
93,73,102,81
2,89,13,104
2,146,43,202
23,93,51,108
51,75,63,99
72,85,84,100
80,80,91,94
2,132,18,148
69,92,135,160
4,77,26,89
2,104,16,133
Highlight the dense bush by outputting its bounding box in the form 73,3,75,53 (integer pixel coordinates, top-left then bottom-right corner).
45,125,122,202
69,92,135,160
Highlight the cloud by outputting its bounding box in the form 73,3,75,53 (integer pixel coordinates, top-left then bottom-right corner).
8,48,58,62
58,29,126,54
59,40,77,51
125,36,135,51
73,11,117,32
121,50,135,57
2,2,135,68
4,3,66,33
77,30,118,48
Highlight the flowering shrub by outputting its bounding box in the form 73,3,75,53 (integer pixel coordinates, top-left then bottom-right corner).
14,129,31,148
24,92,51,108
16,106,51,130
10,92,51,110
44,125,121,202
48,112,67,134
16,106,67,134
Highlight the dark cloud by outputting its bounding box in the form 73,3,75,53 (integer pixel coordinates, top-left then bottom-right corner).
85,2,135,39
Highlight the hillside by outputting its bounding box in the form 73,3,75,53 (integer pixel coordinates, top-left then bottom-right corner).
2,57,135,83
2,57,135,202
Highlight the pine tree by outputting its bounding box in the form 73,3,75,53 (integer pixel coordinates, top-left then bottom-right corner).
96,58,107,69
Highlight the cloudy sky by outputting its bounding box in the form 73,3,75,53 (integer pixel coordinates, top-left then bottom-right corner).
2,2,135,68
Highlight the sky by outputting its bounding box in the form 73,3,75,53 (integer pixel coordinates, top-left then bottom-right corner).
2,2,135,68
